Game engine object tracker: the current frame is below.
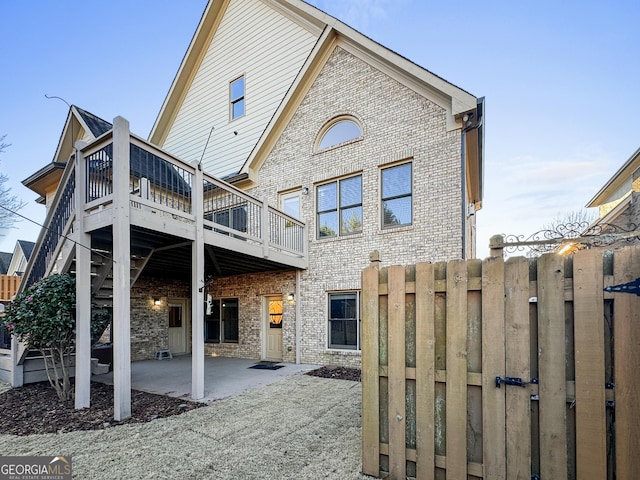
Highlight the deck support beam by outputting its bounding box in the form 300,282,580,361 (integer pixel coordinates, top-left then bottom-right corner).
75,142,92,409
191,162,205,400
112,117,132,421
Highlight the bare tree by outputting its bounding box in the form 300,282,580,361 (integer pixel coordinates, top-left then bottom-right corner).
0,135,27,232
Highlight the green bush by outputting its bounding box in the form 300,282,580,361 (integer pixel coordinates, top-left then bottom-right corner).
3,274,76,400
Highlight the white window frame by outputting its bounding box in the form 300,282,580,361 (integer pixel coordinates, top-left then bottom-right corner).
327,291,361,351
279,189,302,220
229,75,245,121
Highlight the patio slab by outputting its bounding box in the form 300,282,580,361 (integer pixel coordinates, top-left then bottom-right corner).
93,356,319,403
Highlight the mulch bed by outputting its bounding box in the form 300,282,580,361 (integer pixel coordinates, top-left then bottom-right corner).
0,367,360,437
0,381,205,437
306,366,361,382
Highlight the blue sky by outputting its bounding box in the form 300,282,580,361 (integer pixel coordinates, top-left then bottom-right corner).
1,0,638,258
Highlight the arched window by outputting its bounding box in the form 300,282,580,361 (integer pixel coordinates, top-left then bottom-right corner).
316,117,363,152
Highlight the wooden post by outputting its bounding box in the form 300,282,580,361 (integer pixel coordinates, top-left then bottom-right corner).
489,234,505,258
262,198,270,259
361,251,380,477
191,162,205,400
537,253,567,480
481,255,506,479
613,246,640,480
74,142,92,409
112,116,132,421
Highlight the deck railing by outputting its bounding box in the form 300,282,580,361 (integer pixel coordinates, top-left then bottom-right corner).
23,126,306,292
22,161,76,289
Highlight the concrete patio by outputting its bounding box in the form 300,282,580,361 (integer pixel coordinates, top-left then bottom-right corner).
93,356,319,403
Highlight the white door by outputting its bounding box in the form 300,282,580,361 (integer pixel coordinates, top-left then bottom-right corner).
265,297,283,361
168,300,187,354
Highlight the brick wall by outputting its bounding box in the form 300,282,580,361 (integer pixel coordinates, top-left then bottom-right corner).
205,270,297,362
130,276,190,361
242,46,465,366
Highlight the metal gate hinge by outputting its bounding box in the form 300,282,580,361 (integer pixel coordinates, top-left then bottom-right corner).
495,376,531,388
604,277,640,296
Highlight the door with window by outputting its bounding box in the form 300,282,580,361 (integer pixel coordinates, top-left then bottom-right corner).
264,296,283,361
168,299,188,354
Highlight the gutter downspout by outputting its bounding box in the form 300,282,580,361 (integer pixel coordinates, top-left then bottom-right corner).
460,98,484,259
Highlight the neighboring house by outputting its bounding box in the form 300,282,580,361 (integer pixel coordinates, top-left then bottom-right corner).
586,146,640,244
0,240,35,349
3,0,484,418
0,251,11,275
6,240,35,276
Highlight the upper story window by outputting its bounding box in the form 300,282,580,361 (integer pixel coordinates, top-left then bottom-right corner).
381,162,412,228
280,189,301,220
316,116,363,152
230,76,245,120
317,174,362,238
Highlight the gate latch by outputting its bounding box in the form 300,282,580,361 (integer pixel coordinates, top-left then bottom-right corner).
495,376,526,388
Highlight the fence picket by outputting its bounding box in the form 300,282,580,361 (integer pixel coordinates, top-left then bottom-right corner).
573,249,607,479
537,253,568,480
613,246,640,480
387,265,406,478
445,260,468,479
482,256,506,479
415,262,435,479
504,257,532,480
361,262,380,477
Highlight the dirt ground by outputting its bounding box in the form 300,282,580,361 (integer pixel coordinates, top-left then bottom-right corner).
0,370,371,479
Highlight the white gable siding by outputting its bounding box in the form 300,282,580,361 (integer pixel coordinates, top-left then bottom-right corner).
162,0,318,178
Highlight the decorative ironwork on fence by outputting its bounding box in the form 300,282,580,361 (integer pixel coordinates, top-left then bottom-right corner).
492,222,640,255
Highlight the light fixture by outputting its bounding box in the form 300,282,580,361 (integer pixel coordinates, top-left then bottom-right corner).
302,187,309,195
287,293,295,302
154,297,161,306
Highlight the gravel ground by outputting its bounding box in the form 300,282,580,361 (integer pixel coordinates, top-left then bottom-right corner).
0,375,372,480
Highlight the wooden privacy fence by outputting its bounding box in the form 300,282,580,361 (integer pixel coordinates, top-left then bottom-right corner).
361,246,640,480
0,275,20,302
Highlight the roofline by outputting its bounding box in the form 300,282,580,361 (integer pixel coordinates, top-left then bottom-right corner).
22,162,66,188
586,146,640,207
149,0,478,147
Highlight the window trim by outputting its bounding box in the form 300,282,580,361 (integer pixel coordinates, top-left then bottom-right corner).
380,161,413,229
279,188,302,221
327,291,361,351
204,297,239,344
229,75,245,121
314,115,363,153
316,173,363,239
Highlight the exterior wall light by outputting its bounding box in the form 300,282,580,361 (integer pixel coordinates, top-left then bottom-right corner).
153,297,161,306
287,293,295,302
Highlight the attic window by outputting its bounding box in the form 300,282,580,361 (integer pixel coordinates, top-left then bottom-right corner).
230,76,245,120
316,117,363,152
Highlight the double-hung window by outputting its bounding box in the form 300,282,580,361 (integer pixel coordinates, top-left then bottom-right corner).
317,174,362,238
205,298,239,343
328,291,360,350
381,162,412,228
230,76,245,120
